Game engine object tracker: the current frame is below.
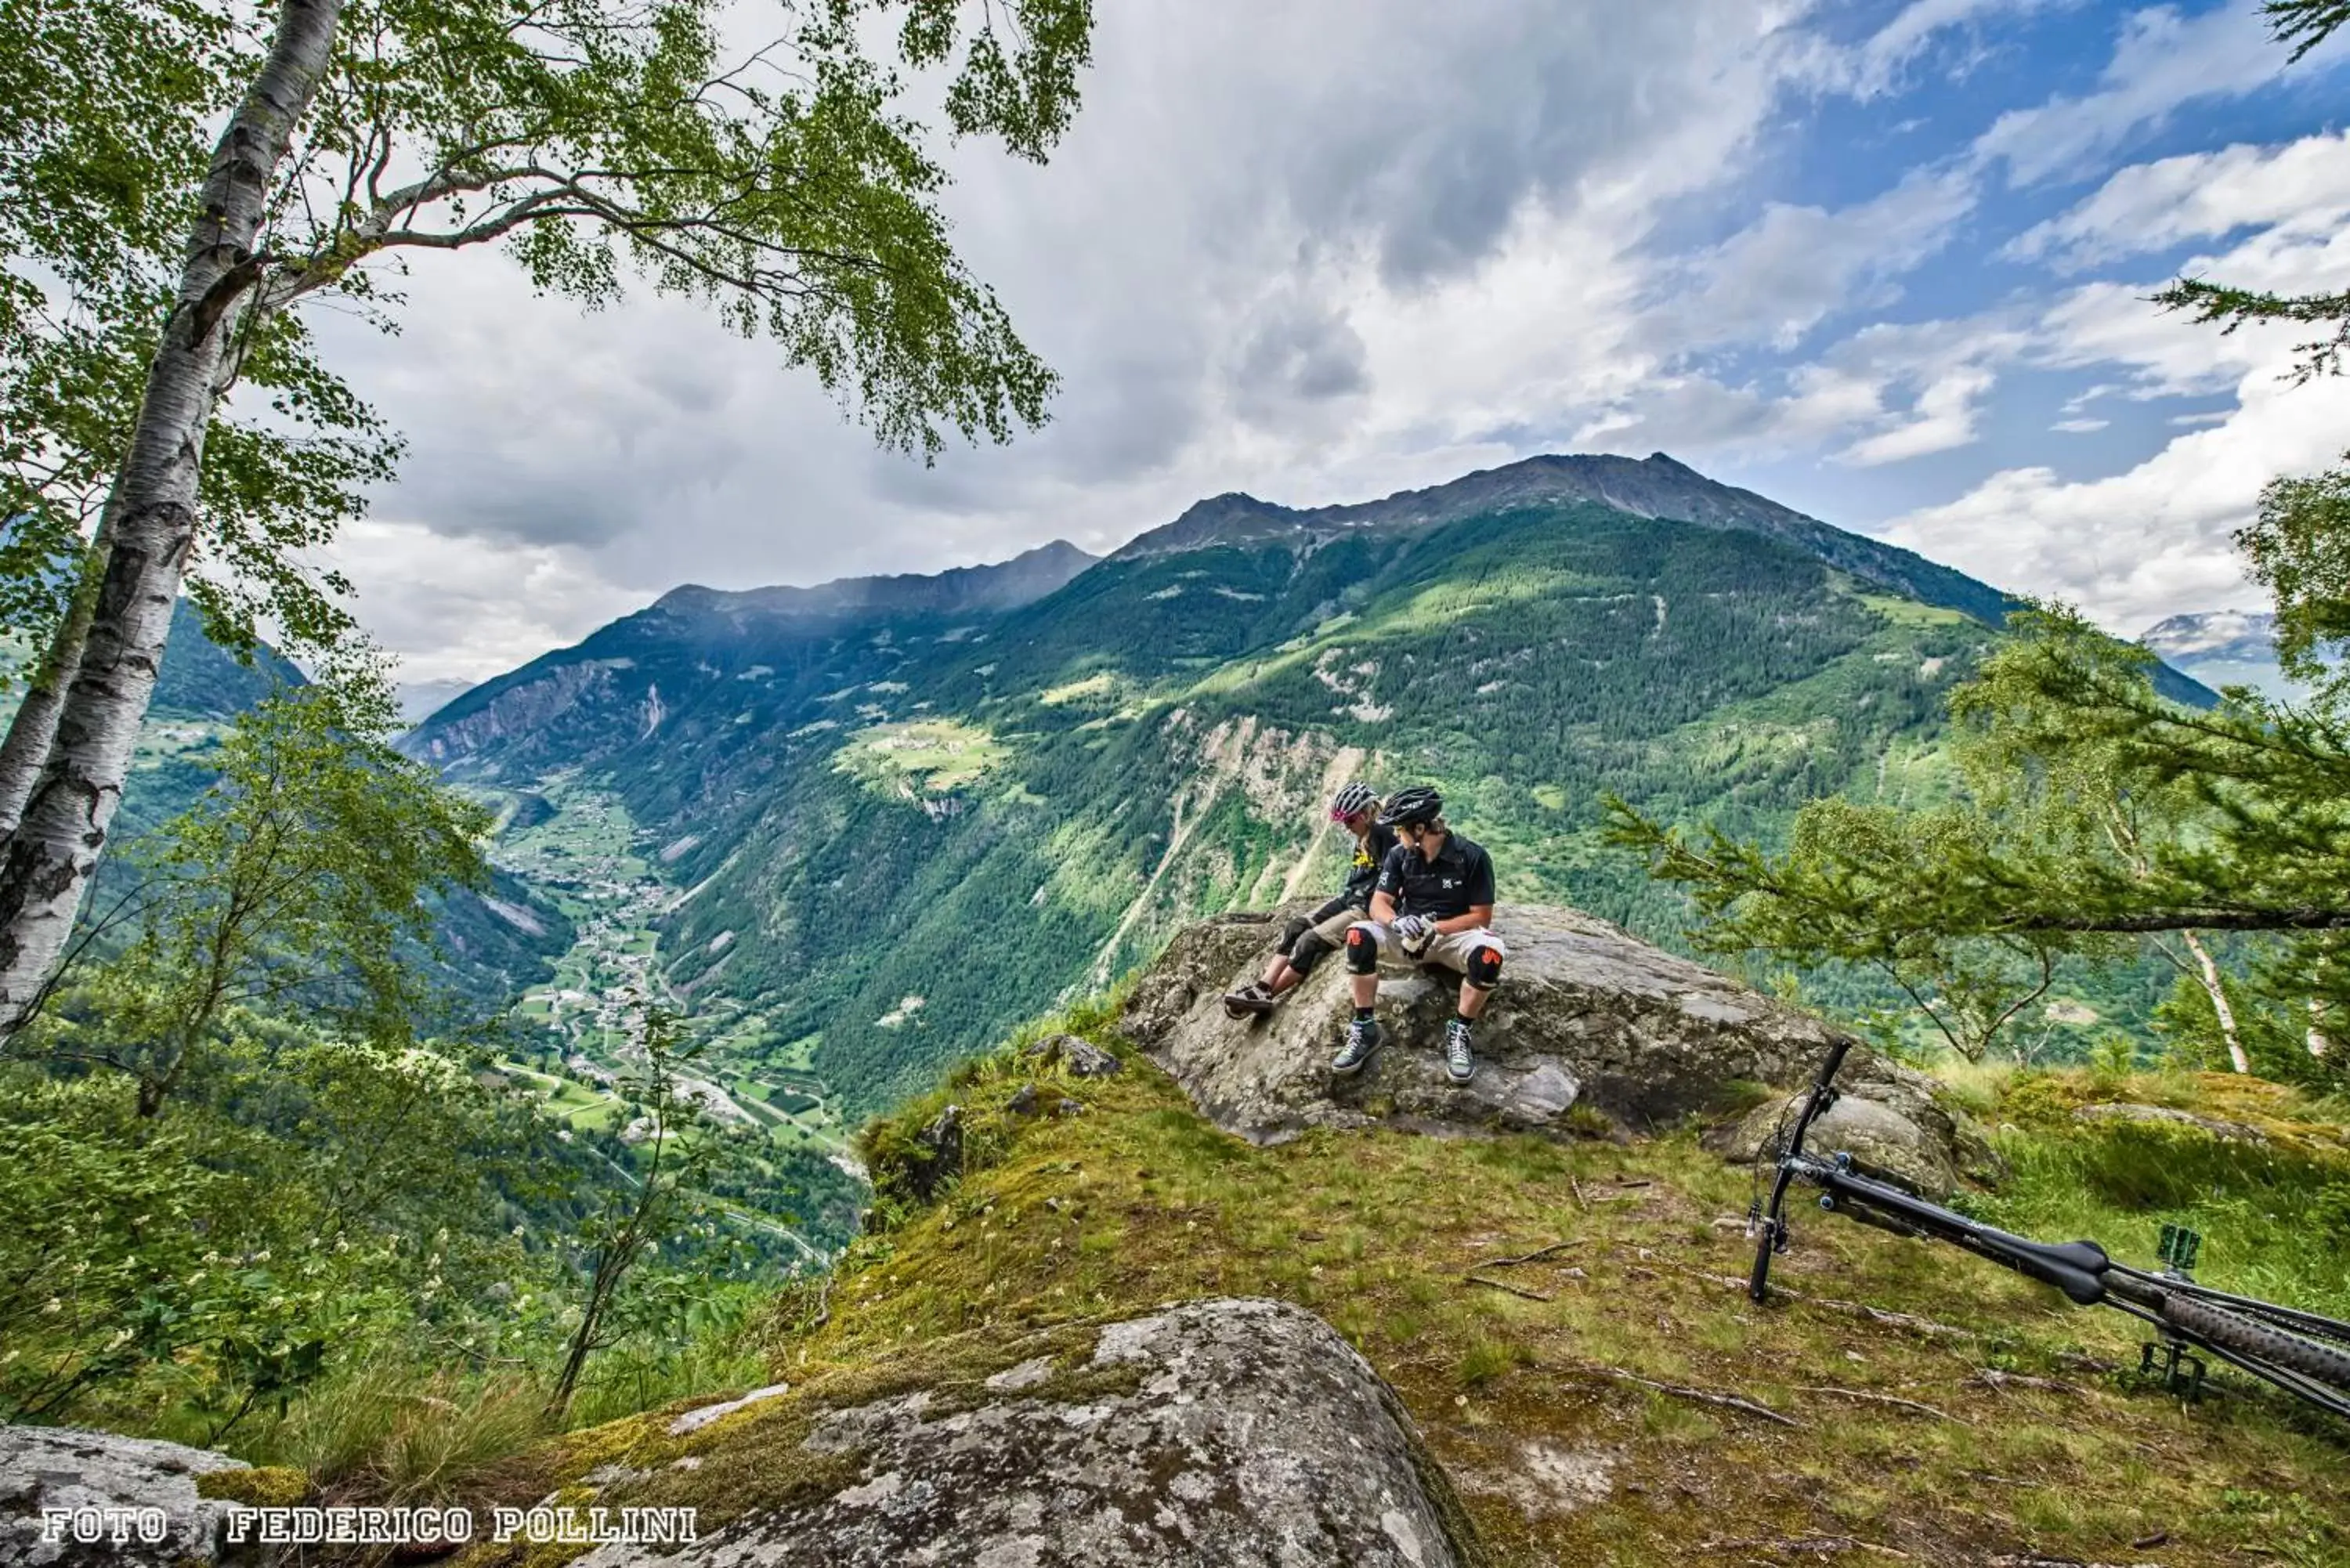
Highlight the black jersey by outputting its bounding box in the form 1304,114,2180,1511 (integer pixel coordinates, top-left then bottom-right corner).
1340,822,1399,907
1375,832,1496,919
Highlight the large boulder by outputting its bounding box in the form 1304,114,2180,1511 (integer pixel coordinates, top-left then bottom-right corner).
1121,903,1993,1194
542,1298,1480,1568
0,1427,252,1568
1720,1073,2005,1198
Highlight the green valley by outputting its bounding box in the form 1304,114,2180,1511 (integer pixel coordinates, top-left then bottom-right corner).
475,775,863,1186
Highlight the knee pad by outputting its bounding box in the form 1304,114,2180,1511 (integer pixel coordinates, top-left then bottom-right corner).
1466,943,1503,990
1275,916,1312,956
1290,928,1336,976
1344,923,1379,975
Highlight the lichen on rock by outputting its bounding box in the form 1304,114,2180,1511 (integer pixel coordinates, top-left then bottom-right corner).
479,1299,1481,1568
0,1426,253,1568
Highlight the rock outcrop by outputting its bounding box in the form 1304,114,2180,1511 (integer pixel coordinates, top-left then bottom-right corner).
8,1301,1477,1568
1121,903,1994,1194
542,1297,1477,1568
2071,1101,2270,1143
0,1427,252,1568
1723,1072,2005,1198
1022,1034,1123,1077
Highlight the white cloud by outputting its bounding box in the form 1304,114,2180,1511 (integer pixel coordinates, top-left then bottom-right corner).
2033,219,2350,396
1973,3,2312,186
1576,305,2040,469
2010,129,2350,267
1839,361,2001,464
1650,168,1979,352
1878,235,2350,628
1813,0,2083,99
2052,417,2109,432
320,520,646,685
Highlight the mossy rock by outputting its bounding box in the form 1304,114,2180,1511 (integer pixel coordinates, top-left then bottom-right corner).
194,1464,309,1508
463,1299,1480,1568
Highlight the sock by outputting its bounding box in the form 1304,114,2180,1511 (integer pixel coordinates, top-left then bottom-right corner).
1452,1013,1474,1034
1354,1006,1376,1022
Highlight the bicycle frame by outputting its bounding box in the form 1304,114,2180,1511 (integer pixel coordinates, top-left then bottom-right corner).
1748,1039,2350,1422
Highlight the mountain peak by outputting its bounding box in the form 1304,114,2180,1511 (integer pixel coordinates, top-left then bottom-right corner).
2140,609,2277,663
1106,450,2012,627
651,539,1098,624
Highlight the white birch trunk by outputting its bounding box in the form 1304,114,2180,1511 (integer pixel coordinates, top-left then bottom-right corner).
0,0,342,1035
0,536,111,844
2309,999,2331,1060
2179,929,2249,1075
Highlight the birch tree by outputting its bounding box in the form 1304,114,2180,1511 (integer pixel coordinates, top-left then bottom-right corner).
0,0,393,839
0,0,1095,1036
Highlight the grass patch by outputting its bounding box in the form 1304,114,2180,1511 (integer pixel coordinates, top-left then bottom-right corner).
1849,590,1974,628
728,1039,2349,1567
832,718,1007,796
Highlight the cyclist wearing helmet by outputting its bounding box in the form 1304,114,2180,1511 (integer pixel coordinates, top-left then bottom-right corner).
1224,782,1394,1018
1333,785,1504,1085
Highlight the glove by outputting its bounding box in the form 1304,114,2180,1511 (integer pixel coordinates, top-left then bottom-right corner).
1394,914,1435,956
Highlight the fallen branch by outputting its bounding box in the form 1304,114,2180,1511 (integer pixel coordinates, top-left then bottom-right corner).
1972,1369,2088,1397
1683,1267,1978,1342
1700,1536,1909,1559
1958,1469,2043,1490
1585,1364,1801,1428
1568,1176,1588,1211
1798,1385,1967,1425
1474,1239,1585,1270
1466,1273,1555,1302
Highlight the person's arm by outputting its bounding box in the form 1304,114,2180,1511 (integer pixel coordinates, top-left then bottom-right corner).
1368,843,1406,925
1437,848,1496,932
1307,892,1353,924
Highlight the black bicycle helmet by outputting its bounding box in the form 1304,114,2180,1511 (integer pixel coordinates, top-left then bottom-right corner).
1329,782,1378,822
1376,785,1442,829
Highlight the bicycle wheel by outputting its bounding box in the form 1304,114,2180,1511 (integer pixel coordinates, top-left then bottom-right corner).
2161,1293,2350,1393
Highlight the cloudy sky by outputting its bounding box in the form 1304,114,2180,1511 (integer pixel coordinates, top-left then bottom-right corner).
309,0,2350,685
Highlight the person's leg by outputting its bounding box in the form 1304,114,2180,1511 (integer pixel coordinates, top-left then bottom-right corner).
1344,920,1387,1010
1457,974,1491,1019
1332,920,1398,1075
1429,930,1505,1082
1272,906,1358,997
1229,915,1314,1015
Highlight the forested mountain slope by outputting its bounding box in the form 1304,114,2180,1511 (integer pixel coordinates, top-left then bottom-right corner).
410,453,2211,1119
